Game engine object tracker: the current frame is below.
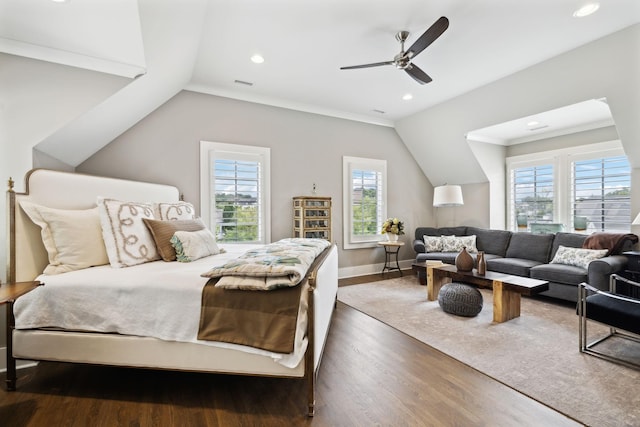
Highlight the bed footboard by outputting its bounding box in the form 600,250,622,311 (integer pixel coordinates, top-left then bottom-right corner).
304,243,338,416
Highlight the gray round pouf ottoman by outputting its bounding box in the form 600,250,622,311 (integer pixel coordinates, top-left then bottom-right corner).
437,282,483,317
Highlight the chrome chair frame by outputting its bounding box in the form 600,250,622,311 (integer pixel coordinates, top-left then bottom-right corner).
578,274,640,370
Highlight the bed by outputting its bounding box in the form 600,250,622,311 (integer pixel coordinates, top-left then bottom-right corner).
5,168,338,416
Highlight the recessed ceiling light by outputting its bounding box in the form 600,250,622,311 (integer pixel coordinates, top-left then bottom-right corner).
250,54,264,64
527,121,540,127
402,93,413,101
573,3,600,17
51,0,68,3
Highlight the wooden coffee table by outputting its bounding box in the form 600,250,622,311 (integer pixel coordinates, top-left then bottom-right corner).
427,264,549,323
412,260,444,286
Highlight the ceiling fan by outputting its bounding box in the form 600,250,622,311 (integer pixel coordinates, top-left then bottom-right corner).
340,16,449,85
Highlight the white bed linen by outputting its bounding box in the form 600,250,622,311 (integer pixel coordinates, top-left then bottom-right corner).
14,244,309,368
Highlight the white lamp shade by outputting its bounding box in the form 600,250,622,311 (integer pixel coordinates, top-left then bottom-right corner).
633,212,640,225
433,185,464,207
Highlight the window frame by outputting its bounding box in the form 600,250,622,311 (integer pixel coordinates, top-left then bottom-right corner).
569,149,631,233
342,156,387,249
506,140,629,232
200,141,271,244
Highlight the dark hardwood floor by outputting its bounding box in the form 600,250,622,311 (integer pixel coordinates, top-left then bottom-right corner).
0,283,582,426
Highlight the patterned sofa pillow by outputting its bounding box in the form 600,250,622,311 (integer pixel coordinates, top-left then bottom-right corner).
423,236,443,252
550,245,608,269
441,235,477,253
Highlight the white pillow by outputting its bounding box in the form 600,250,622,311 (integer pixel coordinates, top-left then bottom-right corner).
423,236,443,252
98,198,160,268
440,235,478,253
550,245,608,269
154,201,195,220
20,201,109,275
170,228,222,262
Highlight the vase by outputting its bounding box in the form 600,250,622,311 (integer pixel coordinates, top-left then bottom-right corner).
477,251,486,275
455,247,474,272
574,216,588,231
386,233,398,242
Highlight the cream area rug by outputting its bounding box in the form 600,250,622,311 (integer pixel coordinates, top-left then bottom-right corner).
338,276,640,427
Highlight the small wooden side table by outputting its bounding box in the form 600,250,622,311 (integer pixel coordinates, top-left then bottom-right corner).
1,281,43,390
377,241,405,276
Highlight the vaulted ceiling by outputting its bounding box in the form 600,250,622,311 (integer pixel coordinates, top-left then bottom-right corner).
2,0,639,174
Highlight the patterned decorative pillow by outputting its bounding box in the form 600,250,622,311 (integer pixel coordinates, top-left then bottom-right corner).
143,218,206,261
154,201,195,220
550,245,608,269
98,198,160,268
171,228,223,262
423,236,443,252
440,235,478,253
20,201,109,274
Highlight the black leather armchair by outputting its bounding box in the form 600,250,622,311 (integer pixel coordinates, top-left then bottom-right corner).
578,274,640,369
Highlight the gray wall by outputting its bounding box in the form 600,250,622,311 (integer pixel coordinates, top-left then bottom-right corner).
77,91,436,272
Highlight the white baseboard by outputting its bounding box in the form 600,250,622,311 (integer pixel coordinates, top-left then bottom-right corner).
338,259,414,279
0,347,38,372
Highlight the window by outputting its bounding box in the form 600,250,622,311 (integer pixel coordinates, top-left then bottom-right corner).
512,163,554,227
343,156,386,249
507,141,631,233
572,155,631,232
200,141,270,243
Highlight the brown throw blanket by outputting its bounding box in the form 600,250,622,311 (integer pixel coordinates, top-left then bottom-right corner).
198,278,305,353
582,232,639,255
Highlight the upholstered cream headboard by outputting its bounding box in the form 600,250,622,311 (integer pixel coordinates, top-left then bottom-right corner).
8,169,180,283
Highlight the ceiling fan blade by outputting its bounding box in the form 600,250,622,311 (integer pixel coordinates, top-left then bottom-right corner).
340,61,394,70
406,16,449,59
405,64,432,85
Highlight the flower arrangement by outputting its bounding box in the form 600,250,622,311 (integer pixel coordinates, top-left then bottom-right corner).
381,217,405,235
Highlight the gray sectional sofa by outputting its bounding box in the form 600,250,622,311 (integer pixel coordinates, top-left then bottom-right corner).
414,226,636,302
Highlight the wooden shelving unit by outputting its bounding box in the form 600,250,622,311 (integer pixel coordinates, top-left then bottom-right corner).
293,196,331,241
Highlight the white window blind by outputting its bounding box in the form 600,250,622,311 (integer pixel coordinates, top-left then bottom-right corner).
512,164,554,226
351,168,384,237
572,155,631,232
213,157,261,242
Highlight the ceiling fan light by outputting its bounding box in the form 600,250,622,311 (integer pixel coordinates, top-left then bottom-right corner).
573,3,600,17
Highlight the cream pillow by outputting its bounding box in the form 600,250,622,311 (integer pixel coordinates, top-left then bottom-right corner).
20,201,109,275
170,228,222,262
550,245,608,269
98,198,160,268
154,201,196,220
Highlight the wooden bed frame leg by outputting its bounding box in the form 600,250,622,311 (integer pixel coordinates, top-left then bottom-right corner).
5,301,17,391
306,284,316,417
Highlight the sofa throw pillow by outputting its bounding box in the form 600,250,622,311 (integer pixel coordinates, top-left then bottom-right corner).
170,228,223,262
550,245,608,269
423,236,443,252
20,201,109,275
98,198,160,268
143,218,206,261
154,201,195,220
440,235,478,253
